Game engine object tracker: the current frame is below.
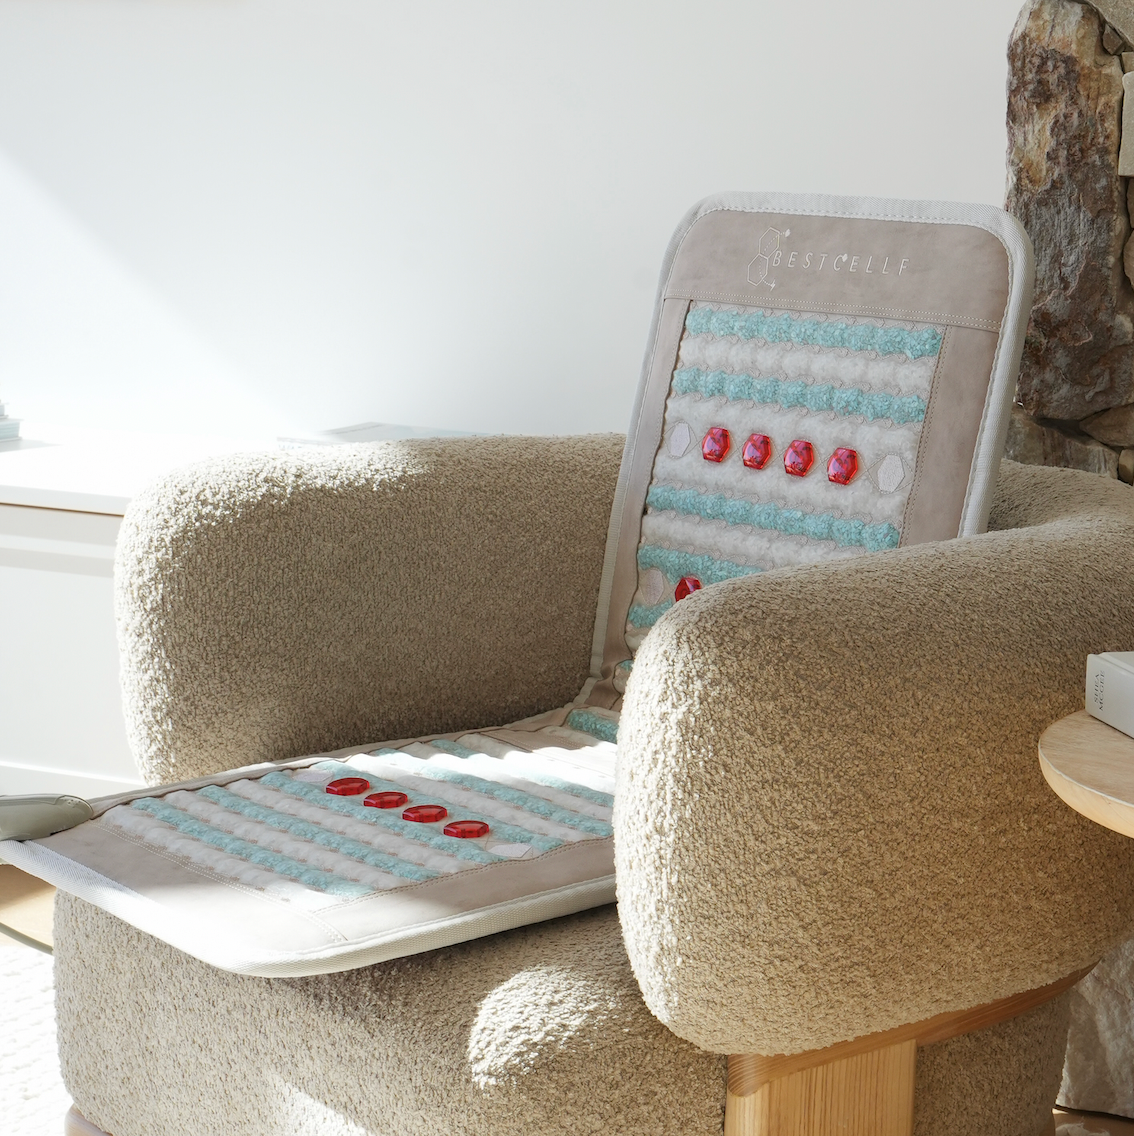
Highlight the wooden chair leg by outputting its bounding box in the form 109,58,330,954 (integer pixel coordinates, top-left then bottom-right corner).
726,1039,916,1136
723,968,1091,1136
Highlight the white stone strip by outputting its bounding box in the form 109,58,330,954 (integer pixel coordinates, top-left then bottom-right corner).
100,806,324,905
162,790,406,891
455,736,617,793
225,778,470,873
453,734,527,759
531,730,620,767
407,749,612,821
639,511,867,573
497,752,616,796
677,333,938,400
346,753,591,843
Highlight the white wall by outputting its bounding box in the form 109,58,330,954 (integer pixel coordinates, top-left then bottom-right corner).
0,0,1025,439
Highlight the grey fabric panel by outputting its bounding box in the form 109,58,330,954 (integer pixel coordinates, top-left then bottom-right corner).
662,208,1011,328
588,298,689,707
53,895,727,1136
902,324,1001,545
115,434,623,786
615,460,1134,1054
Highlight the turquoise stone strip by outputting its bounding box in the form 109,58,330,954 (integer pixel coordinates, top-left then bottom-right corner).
684,307,942,360
627,601,673,630
420,742,613,808
563,709,619,746
637,545,763,587
130,797,372,897
428,739,481,759
197,785,437,882
261,772,513,861
362,753,612,837
495,768,613,809
672,367,927,425
647,485,900,552
313,762,561,851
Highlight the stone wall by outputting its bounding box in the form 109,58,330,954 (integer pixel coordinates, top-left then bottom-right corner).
1006,0,1134,483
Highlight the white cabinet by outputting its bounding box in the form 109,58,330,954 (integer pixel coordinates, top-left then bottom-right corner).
0,426,276,799
0,503,136,796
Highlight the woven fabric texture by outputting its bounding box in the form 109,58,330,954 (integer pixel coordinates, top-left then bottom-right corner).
616,460,1134,1055
98,723,615,911
115,434,623,786
54,893,1068,1136
914,993,1070,1136
53,895,727,1136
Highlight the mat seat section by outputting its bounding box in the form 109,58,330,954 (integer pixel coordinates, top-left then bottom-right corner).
12,709,619,976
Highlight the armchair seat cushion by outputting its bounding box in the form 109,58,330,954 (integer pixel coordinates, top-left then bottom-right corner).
53,894,727,1136
52,891,1070,1136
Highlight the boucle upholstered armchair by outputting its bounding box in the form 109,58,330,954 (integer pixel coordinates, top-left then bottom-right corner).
54,440,1134,1136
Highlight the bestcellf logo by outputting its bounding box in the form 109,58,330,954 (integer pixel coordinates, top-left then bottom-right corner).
747,227,910,290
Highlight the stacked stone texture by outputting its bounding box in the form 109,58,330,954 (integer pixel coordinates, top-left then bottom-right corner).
1006,6,1134,1116
1006,0,1134,483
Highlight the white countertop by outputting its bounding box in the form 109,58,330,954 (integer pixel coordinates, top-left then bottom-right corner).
0,421,470,515
0,425,277,514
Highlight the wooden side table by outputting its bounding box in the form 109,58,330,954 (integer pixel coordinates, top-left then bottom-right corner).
1039,710,1134,839
1039,712,1134,1136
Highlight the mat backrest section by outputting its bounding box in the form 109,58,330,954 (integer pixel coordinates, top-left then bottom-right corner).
584,193,1032,706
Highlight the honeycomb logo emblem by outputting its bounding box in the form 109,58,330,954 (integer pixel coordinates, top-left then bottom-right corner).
748,227,786,289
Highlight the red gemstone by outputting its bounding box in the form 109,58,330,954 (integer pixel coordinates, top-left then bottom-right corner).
444,819,490,839
827,447,858,485
701,427,731,463
674,576,702,602
742,433,772,470
783,439,815,477
364,791,408,809
402,804,448,823
325,777,370,796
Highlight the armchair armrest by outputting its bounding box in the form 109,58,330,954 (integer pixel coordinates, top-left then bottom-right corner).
615,460,1134,1056
116,434,622,785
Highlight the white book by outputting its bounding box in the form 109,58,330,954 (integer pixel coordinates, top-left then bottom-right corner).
1086,652,1134,739
0,416,19,442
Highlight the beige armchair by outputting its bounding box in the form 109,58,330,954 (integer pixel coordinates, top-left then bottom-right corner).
52,439,1134,1136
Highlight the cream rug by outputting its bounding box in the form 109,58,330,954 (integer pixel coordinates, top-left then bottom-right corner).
0,935,72,1136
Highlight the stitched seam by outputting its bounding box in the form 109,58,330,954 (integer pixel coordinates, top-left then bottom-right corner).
902,325,951,544
960,249,1018,534
667,292,1000,331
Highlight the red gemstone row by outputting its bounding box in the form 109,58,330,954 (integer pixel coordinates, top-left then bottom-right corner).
701,427,858,485
324,777,490,839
